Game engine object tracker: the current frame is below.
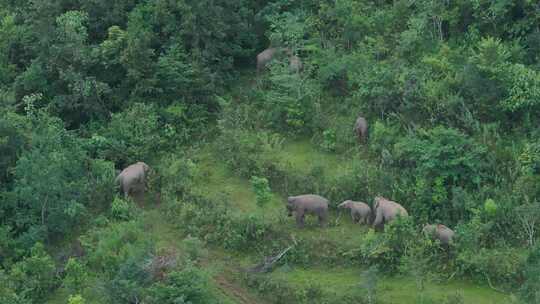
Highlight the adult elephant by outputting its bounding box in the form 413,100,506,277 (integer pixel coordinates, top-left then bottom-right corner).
115,162,150,199
286,194,329,228
256,47,279,75
354,116,368,143
372,196,408,231
422,224,455,245
257,47,302,75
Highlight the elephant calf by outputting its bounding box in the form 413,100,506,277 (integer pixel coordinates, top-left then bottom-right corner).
372,196,408,231
286,194,329,228
115,161,150,199
422,224,455,245
338,200,371,225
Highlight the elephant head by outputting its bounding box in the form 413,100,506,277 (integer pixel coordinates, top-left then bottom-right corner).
338,200,353,209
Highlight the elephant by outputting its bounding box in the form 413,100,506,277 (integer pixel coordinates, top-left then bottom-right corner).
338,200,372,225
257,47,303,75
354,116,368,143
422,224,455,245
288,54,303,73
286,194,329,228
372,196,408,230
256,47,279,75
115,162,151,199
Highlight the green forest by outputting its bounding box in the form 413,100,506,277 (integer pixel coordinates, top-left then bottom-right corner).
1,0,540,303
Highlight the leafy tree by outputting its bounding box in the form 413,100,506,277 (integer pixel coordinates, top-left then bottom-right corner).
63,258,88,294
12,102,89,239
9,243,56,302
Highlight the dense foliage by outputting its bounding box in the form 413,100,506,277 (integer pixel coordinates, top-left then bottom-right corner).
1,0,540,302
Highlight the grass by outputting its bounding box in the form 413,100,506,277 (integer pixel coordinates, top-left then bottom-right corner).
47,139,513,304
191,139,511,303
270,266,510,304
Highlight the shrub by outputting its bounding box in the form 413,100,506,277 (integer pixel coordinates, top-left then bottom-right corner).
358,217,416,272
251,176,272,208
181,236,208,263
520,245,540,303
83,221,153,277
456,247,525,288
147,265,217,304
63,258,88,294
99,103,163,166
216,126,284,178
110,196,136,221
67,295,85,304
9,243,57,302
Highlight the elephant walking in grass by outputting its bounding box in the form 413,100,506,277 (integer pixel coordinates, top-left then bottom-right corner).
354,116,368,143
372,196,408,231
422,224,455,245
115,162,150,201
338,200,372,225
286,194,329,228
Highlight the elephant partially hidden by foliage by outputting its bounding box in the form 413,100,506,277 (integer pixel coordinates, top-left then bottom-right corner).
354,116,368,143
115,162,150,199
422,224,455,245
286,194,328,228
338,200,372,225
372,196,408,231
256,47,303,75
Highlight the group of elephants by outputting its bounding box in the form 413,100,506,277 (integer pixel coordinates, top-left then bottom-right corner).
285,109,451,246
286,194,454,245
113,49,453,247
113,162,454,246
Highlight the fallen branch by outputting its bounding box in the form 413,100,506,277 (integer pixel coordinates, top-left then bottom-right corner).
248,246,293,273
484,272,506,294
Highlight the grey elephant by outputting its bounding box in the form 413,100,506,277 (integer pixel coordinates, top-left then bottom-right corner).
257,47,303,75
372,196,408,230
257,47,279,75
422,224,455,245
115,161,150,199
286,194,329,228
354,116,368,143
338,200,372,225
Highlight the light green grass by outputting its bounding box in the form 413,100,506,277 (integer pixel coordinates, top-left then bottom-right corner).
192,139,510,304
271,266,510,304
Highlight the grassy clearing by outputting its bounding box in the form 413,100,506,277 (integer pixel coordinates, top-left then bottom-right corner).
191,139,510,303
270,266,510,304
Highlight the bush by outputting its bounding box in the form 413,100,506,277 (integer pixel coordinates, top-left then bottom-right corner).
216,125,284,179
63,258,88,294
147,265,217,304
9,243,57,302
394,127,489,223
110,196,135,221
251,176,272,208
520,245,540,303
98,103,163,167
358,217,416,272
68,295,85,304
83,221,153,277
456,247,525,288
179,198,282,252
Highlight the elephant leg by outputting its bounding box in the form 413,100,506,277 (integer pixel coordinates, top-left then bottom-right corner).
319,212,328,227
296,213,305,228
